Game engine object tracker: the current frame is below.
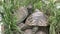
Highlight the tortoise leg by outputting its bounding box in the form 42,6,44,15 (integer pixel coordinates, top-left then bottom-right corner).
24,29,33,34
32,27,39,34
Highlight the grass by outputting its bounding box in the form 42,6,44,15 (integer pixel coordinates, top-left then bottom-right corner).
30,0,60,34
0,0,60,34
23,0,60,34
1,0,23,34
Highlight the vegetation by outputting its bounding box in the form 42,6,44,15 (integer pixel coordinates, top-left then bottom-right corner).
33,0,60,34
0,0,23,34
0,0,60,34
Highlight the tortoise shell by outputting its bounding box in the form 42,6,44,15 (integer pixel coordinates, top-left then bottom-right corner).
14,6,28,23
25,9,48,26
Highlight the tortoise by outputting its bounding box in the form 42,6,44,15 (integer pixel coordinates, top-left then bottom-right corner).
18,9,48,34
25,9,48,34
14,6,28,24
25,9,48,26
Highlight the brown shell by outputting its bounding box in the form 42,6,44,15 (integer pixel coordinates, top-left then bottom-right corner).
14,6,28,23
25,9,48,26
